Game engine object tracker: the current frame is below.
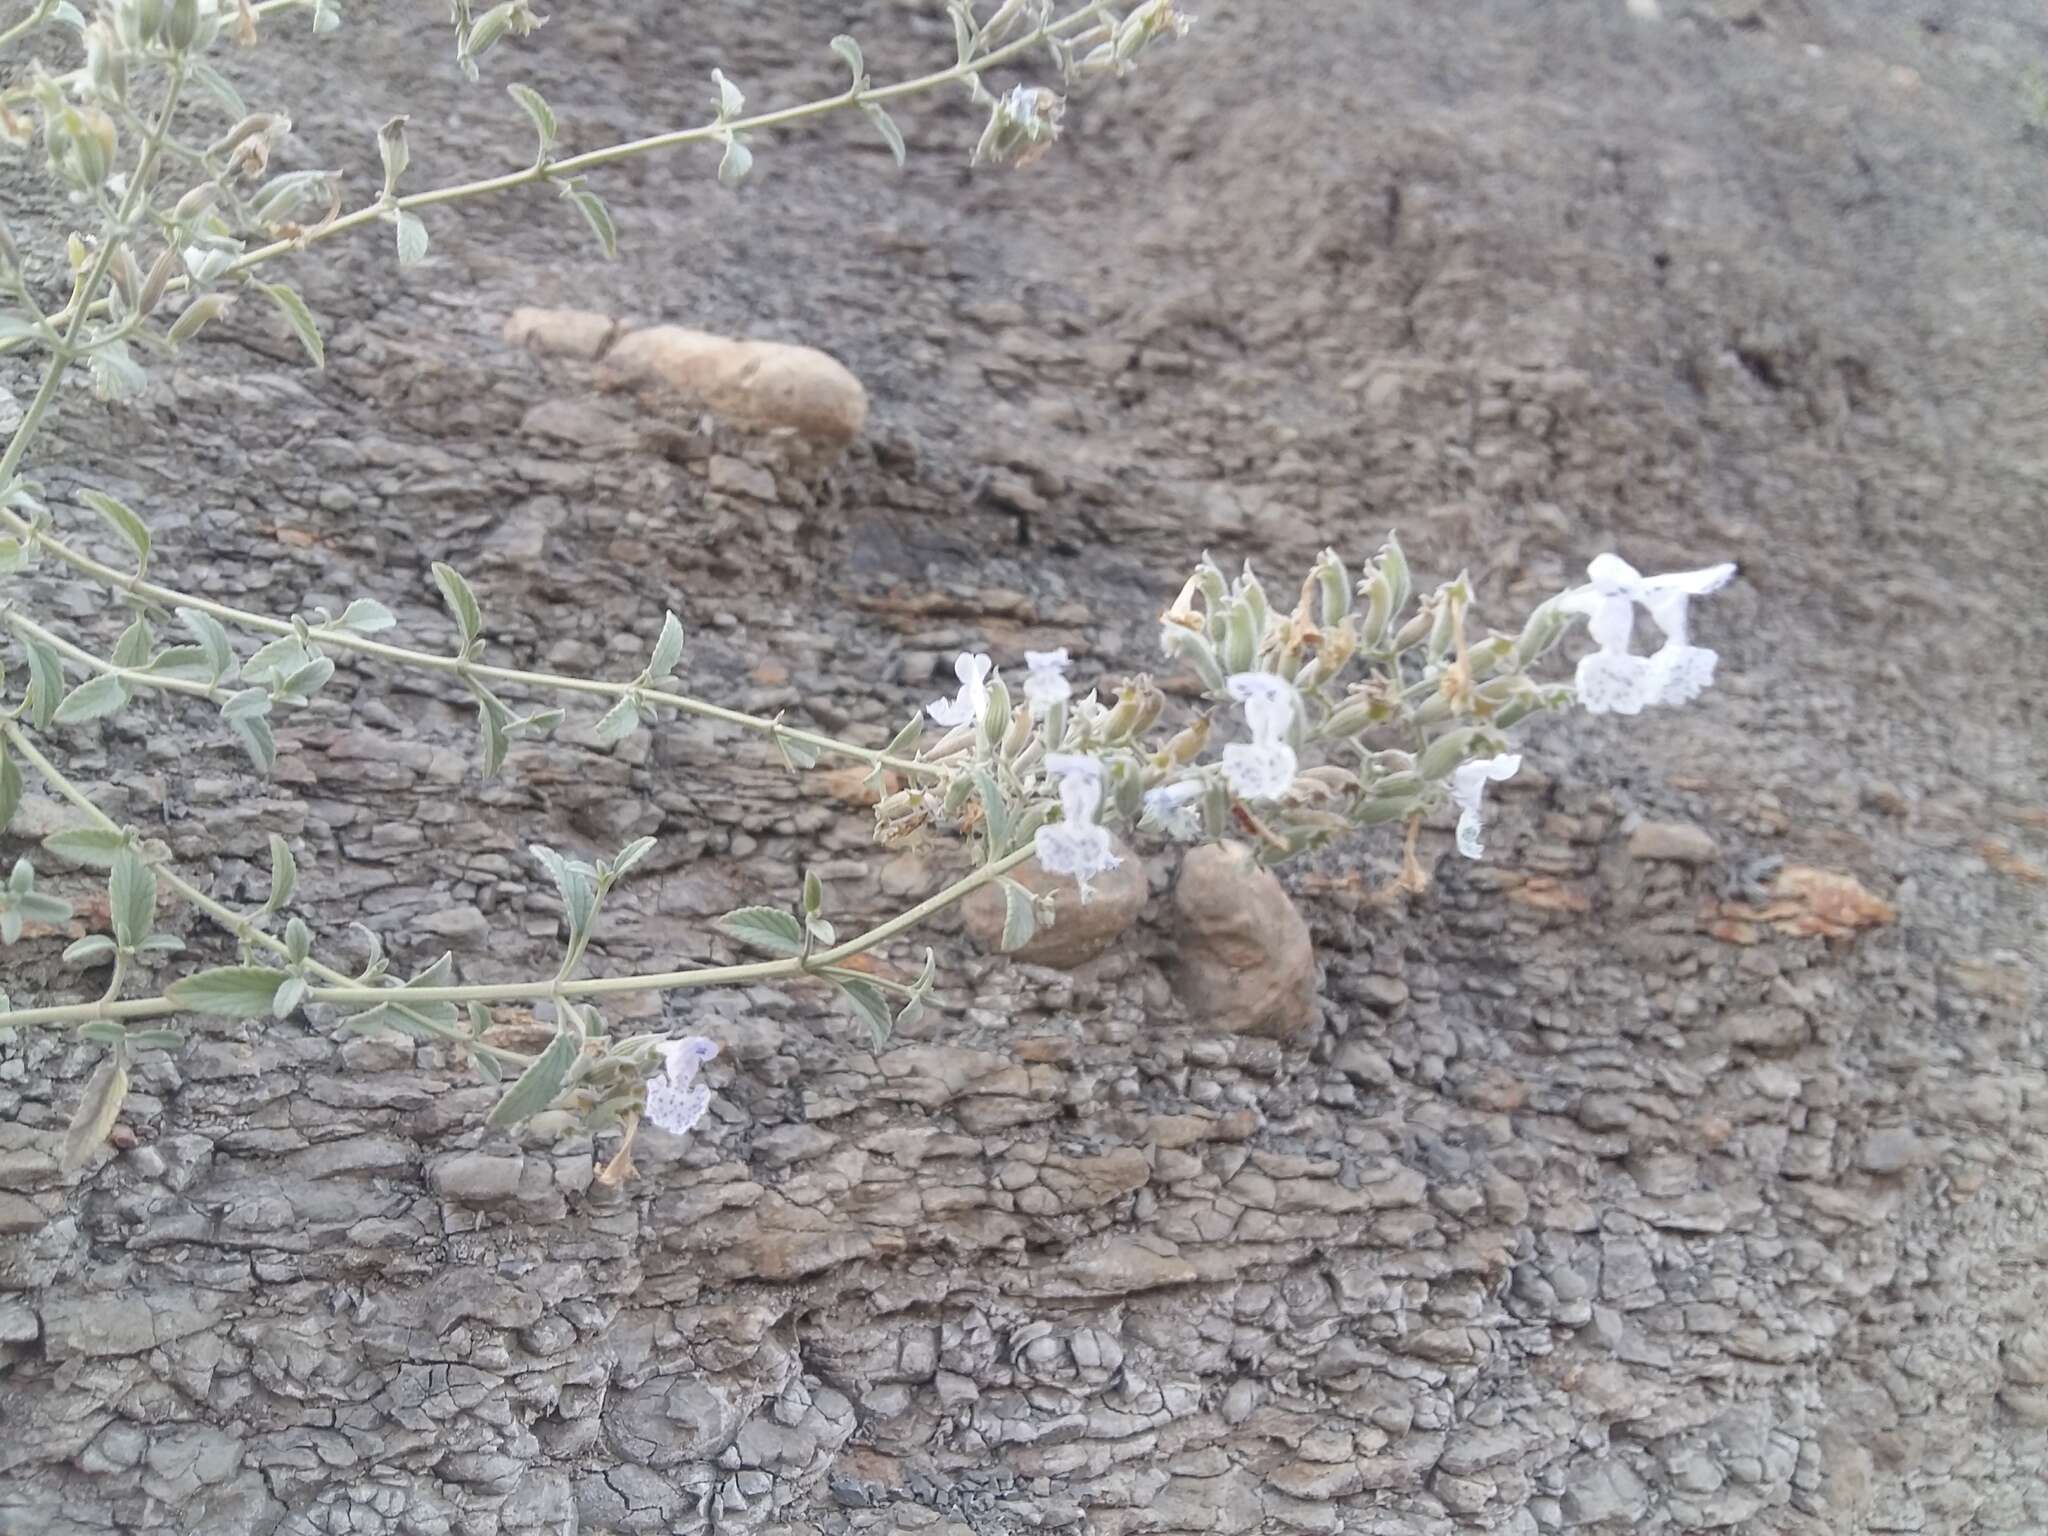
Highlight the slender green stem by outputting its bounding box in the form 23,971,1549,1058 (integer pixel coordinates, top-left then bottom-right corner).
2,717,533,1060
0,0,57,55
0,63,186,486
0,727,1032,1026
0,511,944,776
3,608,224,702
1,0,1114,353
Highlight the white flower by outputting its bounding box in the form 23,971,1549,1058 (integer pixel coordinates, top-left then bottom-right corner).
1221,671,1299,800
1450,753,1521,859
1023,648,1072,712
927,652,994,728
645,1034,719,1137
1561,554,1735,715
1034,753,1120,899
1222,741,1298,801
1142,780,1205,842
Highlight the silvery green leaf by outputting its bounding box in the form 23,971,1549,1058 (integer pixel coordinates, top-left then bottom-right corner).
284,916,311,965
717,136,753,189
17,890,72,923
394,210,429,268
126,1028,185,1050
272,973,308,1020
144,645,217,682
487,1027,577,1127
771,721,818,771
430,561,481,646
242,634,314,686
78,1019,127,1046
716,905,804,958
466,1003,492,1036
63,934,117,966
54,674,131,725
79,489,150,573
349,921,385,978
549,177,618,259
911,946,937,996
972,768,1009,857
311,0,339,33
87,339,146,402
166,964,285,1018
711,67,744,119
59,1057,127,1173
802,869,824,916
189,60,246,118
226,707,276,775
258,282,323,368
513,707,563,736
862,103,906,167
42,828,128,867
895,993,925,1031
0,910,19,946
260,833,297,916
221,687,273,721
950,3,973,64
23,633,64,728
334,598,396,634
593,696,639,743
138,933,184,955
0,536,28,575
608,836,656,882
649,610,684,680
275,654,335,703
339,1002,444,1041
833,976,893,1050
471,1043,503,1083
0,743,19,833
507,82,556,155
377,115,409,197
830,34,864,85
476,691,510,778
177,608,235,680
998,878,1036,951
110,847,155,948
806,915,836,949
112,617,153,669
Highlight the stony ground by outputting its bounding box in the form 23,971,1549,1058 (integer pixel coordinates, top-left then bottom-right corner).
3,1,2046,1533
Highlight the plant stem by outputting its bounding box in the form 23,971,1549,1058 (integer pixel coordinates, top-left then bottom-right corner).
0,1,1114,353
2,709,1033,1027
2,608,224,702
0,516,943,777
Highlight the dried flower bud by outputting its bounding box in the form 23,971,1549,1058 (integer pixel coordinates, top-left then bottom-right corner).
172,182,219,222
972,85,1064,169
136,245,177,316
165,291,232,345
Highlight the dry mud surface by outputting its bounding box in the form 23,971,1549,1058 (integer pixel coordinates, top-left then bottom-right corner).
3,1,2046,1532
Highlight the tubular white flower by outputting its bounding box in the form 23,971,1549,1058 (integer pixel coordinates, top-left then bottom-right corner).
1023,648,1072,712
1034,753,1120,900
1222,672,1299,799
645,1034,720,1137
927,652,994,727
1222,741,1297,802
1562,554,1735,715
1450,753,1521,859
1142,780,1205,841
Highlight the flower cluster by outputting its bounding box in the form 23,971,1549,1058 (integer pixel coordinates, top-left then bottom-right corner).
886,540,1735,929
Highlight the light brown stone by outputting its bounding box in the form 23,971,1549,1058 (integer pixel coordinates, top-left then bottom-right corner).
1170,842,1318,1039
598,324,869,443
502,305,618,360
961,834,1145,968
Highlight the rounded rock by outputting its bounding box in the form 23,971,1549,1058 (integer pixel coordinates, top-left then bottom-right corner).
598,325,868,443
962,834,1145,969
1171,841,1319,1039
